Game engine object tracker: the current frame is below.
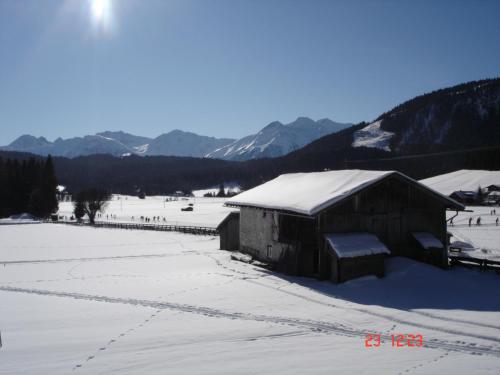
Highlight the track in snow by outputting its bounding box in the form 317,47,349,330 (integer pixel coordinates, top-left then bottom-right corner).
0,252,195,265
200,252,500,343
1,285,499,358
244,278,500,344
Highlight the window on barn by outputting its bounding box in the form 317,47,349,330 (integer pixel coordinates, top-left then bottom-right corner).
267,245,272,258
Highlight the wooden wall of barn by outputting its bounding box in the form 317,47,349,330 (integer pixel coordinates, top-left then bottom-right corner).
219,214,240,251
318,175,448,266
239,207,297,264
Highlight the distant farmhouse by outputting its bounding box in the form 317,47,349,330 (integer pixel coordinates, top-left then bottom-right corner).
449,190,477,205
219,170,463,283
420,170,500,205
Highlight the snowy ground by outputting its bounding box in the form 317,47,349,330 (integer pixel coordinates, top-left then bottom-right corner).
1,224,500,374
57,196,500,261
57,195,234,228
447,206,500,260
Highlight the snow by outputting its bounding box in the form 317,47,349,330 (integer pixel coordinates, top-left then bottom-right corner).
447,206,500,260
352,120,394,152
325,233,391,258
0,213,40,225
420,170,500,196
226,170,461,216
1,224,500,374
133,143,149,154
412,232,443,249
57,195,233,228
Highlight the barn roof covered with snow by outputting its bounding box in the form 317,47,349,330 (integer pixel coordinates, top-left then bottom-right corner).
226,170,463,216
419,170,500,196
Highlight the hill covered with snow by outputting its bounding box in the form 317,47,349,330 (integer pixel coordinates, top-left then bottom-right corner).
420,169,500,196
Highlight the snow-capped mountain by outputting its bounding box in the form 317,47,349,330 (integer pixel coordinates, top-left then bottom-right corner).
5,135,54,154
292,78,500,164
146,130,235,157
1,117,349,159
205,117,351,160
96,131,153,154
0,130,233,158
1,134,137,158
351,78,500,154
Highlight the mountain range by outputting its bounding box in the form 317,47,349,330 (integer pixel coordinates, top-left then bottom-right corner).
1,78,499,195
1,118,351,160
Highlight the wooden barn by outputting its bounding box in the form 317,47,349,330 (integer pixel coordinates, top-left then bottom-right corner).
225,170,464,283
217,212,240,251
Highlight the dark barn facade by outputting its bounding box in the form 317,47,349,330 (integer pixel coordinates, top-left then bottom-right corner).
217,212,240,251
225,170,464,283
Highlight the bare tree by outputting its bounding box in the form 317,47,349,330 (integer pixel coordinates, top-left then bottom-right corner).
73,189,111,224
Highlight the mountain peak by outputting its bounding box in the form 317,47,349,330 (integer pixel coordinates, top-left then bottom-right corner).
8,134,51,149
293,116,315,123
206,118,352,161
261,121,284,132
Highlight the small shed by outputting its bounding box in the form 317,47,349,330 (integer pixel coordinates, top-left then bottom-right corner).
411,232,444,267
322,233,390,283
217,212,240,251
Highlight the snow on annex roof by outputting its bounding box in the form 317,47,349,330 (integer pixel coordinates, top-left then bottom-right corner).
226,169,463,216
325,233,391,258
419,169,500,196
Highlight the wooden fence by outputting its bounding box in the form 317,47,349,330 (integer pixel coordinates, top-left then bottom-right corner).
449,254,500,272
50,220,218,236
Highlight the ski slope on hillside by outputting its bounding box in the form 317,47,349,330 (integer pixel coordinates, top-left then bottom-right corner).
420,170,500,196
1,224,500,374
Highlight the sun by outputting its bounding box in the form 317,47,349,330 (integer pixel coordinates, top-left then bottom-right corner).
90,0,111,25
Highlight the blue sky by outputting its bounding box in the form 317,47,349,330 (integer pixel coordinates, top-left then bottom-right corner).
0,0,499,144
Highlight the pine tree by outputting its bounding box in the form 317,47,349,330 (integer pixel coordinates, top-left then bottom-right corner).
43,155,59,215
476,186,484,204
216,183,225,197
28,155,58,218
73,199,86,221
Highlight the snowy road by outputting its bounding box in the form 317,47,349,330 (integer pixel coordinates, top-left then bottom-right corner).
1,224,500,374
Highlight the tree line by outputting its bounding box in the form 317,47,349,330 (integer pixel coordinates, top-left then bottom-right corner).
0,155,58,218
2,145,500,200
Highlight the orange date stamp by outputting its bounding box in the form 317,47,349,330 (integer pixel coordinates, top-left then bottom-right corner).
364,333,424,348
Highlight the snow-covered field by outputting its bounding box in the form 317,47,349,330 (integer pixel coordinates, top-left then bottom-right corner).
447,206,500,260
57,195,234,228
1,224,500,374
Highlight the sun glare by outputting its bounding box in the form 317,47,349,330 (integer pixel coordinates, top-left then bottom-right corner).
92,0,105,20
90,0,112,29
